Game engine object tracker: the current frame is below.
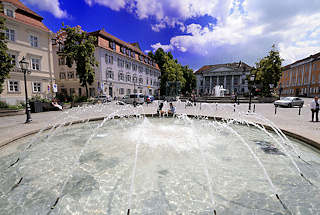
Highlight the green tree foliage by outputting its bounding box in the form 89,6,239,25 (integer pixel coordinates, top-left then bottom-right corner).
0,5,14,94
149,48,195,96
181,65,196,95
251,45,283,96
59,25,98,97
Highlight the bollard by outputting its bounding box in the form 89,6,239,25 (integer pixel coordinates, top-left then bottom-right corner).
233,104,235,112
200,102,202,110
253,104,256,113
298,106,301,115
275,106,277,115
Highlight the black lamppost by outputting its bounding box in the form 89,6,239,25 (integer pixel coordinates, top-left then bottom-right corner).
19,56,32,123
133,77,136,107
248,74,255,111
279,83,283,100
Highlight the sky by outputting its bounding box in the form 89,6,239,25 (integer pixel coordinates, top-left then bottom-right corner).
21,0,320,70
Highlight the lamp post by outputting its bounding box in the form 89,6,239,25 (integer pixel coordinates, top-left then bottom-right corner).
248,74,255,111
279,83,283,100
19,57,32,123
133,78,136,107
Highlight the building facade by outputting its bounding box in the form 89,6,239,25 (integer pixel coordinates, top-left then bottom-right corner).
195,62,251,96
279,52,320,97
53,29,161,99
0,0,54,105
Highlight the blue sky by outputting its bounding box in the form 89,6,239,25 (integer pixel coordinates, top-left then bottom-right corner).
22,0,320,70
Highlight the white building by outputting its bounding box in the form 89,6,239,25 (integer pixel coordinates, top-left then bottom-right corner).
195,62,252,96
0,0,54,105
53,29,161,98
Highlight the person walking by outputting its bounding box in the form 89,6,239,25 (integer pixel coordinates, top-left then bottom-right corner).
310,96,319,122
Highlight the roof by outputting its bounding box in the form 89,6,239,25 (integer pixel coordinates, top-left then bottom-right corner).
283,51,320,70
89,29,159,70
1,0,49,32
1,0,43,20
195,62,252,75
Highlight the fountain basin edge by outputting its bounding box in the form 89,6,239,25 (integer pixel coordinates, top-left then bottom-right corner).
1,114,319,151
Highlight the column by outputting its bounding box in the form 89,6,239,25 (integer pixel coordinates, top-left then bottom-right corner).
231,75,234,93
209,76,212,94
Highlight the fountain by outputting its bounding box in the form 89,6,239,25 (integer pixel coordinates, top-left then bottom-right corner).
214,85,226,97
0,102,319,214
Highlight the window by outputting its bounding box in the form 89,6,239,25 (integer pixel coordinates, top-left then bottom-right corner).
131,52,135,58
126,49,131,56
127,89,131,95
117,58,124,67
147,77,149,85
67,72,74,79
79,88,82,96
125,61,131,69
133,76,137,83
139,78,143,84
8,80,19,92
31,58,40,70
151,79,153,85
121,46,126,54
30,35,38,47
60,72,66,79
10,54,16,65
146,68,149,75
109,41,116,50
107,70,114,79
118,72,124,81
126,74,131,82
5,29,15,41
132,64,137,71
32,82,41,93
139,55,143,61
119,88,124,95
138,66,143,73
5,9,14,17
105,54,113,64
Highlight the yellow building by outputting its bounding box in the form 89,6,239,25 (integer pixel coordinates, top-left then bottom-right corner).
0,0,54,105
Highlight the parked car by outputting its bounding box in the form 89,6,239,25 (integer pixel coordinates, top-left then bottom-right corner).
145,95,155,103
122,93,145,105
274,97,304,108
95,95,111,103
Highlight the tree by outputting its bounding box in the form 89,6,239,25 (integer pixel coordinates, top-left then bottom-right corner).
181,65,196,95
251,45,283,96
59,25,98,97
0,5,14,94
149,48,195,96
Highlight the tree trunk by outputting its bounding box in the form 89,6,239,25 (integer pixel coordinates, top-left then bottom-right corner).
85,83,89,98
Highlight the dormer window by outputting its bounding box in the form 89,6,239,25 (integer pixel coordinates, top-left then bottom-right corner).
5,8,14,18
109,41,116,50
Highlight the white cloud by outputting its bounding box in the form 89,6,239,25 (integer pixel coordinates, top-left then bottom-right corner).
84,0,126,11
151,42,173,52
22,0,67,18
151,0,320,66
83,0,320,66
83,0,232,31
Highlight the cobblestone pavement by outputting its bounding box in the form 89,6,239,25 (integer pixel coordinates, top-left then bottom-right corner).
0,98,319,148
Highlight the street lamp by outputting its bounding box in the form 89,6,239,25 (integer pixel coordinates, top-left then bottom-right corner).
19,56,32,123
248,74,255,111
278,83,283,100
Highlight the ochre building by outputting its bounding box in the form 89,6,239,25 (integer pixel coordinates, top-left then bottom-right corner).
280,52,320,97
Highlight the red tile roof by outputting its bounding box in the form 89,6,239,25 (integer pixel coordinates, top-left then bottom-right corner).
1,0,49,32
90,29,159,70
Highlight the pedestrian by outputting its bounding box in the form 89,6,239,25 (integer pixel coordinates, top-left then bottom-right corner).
310,96,319,122
168,102,176,115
